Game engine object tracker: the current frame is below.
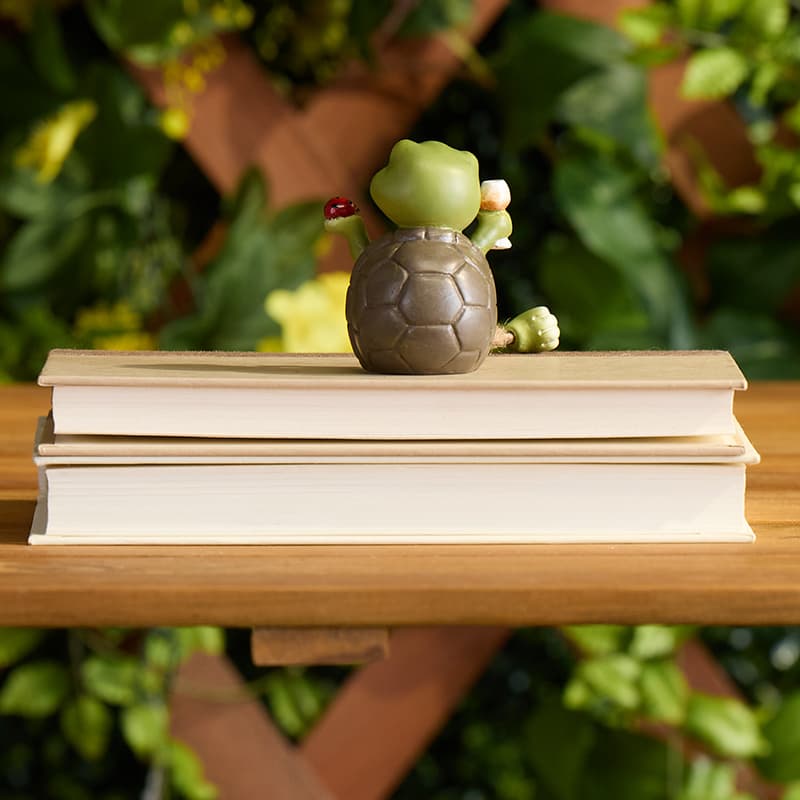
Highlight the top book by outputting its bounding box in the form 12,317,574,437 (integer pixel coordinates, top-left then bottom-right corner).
39,349,747,440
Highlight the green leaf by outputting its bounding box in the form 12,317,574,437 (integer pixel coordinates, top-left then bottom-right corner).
676,0,704,27
494,12,632,150
557,62,662,169
86,0,186,62
782,784,800,800
161,176,320,352
270,201,328,264
0,629,46,667
677,0,745,29
749,61,781,107
684,693,770,759
121,703,169,759
147,628,224,672
618,5,676,47
0,305,76,381
739,0,789,38
223,165,268,222
397,0,473,36
525,700,595,800
0,40,63,130
700,309,800,379
629,625,694,660
538,235,650,348
725,186,767,213
784,102,800,135
579,728,671,800
347,0,392,60
283,669,323,723
758,692,800,782
562,625,630,657
682,47,749,99
145,631,178,671
679,757,740,800
566,654,642,713
553,152,693,347
639,659,689,725
582,655,642,710
60,695,113,761
0,215,89,291
29,2,77,94
264,672,307,738
708,231,800,313
81,655,140,706
0,168,82,219
77,65,172,187
168,739,218,800
177,627,225,660
707,0,748,27
0,661,70,717
756,141,800,187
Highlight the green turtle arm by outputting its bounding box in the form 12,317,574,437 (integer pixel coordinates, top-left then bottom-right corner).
502,306,560,353
471,209,512,255
324,215,369,259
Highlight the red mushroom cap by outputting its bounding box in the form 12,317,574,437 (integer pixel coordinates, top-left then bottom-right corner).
324,196,359,220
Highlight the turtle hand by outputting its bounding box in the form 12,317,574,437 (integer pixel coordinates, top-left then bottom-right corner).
503,306,560,353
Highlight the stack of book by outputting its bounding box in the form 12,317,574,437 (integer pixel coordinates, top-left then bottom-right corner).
30,349,759,545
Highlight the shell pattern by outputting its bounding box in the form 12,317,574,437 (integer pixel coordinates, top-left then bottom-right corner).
345,226,498,374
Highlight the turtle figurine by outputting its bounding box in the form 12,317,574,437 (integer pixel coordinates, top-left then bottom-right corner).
324,139,559,374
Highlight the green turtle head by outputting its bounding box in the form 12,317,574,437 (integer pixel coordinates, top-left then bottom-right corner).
370,139,481,231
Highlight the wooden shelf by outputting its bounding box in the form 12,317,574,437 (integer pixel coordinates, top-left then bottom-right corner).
1,382,798,627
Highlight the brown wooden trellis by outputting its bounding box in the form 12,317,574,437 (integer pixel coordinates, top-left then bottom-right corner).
125,2,773,797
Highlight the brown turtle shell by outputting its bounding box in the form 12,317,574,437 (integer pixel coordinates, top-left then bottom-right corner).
345,226,497,374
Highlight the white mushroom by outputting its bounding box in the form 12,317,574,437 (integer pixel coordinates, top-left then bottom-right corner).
480,179,511,211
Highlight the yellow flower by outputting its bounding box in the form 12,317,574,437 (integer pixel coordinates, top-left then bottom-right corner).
256,336,283,352
74,302,155,351
182,66,206,93
160,107,191,140
233,4,253,28
210,3,231,24
93,332,157,351
265,272,352,353
14,100,97,183
170,20,195,47
75,301,141,335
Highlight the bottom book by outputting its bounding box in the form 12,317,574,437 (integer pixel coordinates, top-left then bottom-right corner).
30,421,759,545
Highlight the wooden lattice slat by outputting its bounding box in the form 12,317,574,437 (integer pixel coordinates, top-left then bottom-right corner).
170,653,334,799
301,627,511,800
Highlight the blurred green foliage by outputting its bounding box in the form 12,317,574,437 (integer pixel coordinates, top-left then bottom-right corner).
412,0,800,375
2,0,800,798
0,627,223,799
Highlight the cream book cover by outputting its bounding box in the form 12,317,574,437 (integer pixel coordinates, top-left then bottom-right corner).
30,417,759,545
38,349,748,440
34,415,758,465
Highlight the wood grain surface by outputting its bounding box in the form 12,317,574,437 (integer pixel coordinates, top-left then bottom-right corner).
1,382,798,627
250,627,390,666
